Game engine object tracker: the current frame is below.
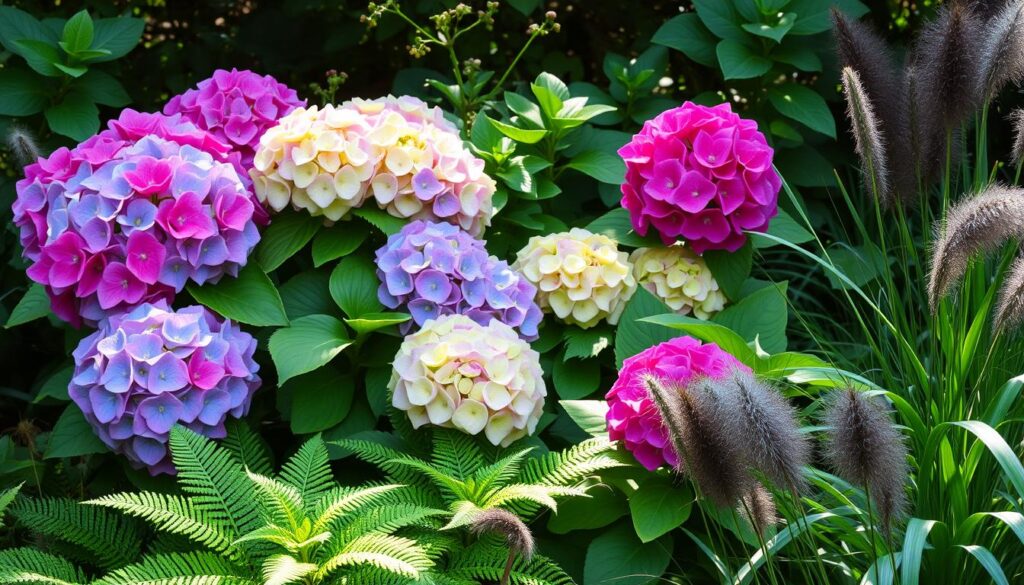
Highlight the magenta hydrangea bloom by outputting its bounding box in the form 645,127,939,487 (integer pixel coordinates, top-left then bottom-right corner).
605,336,749,471
164,68,305,168
618,102,781,253
376,220,542,339
13,133,260,327
68,301,261,475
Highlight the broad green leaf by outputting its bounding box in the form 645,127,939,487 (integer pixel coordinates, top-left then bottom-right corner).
629,478,692,542
566,150,626,184
584,521,673,585
693,0,747,41
824,243,886,290
44,405,107,459
188,263,289,327
741,13,796,43
713,282,789,353
564,326,613,360
329,255,383,318
614,288,678,367
559,400,610,436
641,313,758,366
767,83,836,138
548,485,627,533
281,368,354,434
788,0,869,35
716,39,772,80
311,227,366,267
703,241,752,301
61,10,94,54
269,314,352,385
469,113,505,152
772,43,823,72
0,7,57,56
88,17,144,61
280,270,336,320
490,118,548,144
0,69,49,116
256,211,321,272
754,207,813,247
45,92,99,140
344,312,410,336
652,13,718,67
504,91,545,128
531,72,570,118
34,366,73,403
553,356,601,400
6,284,51,328
586,208,660,248
353,207,404,235
15,39,64,77
71,69,129,106
52,62,87,78
774,144,835,187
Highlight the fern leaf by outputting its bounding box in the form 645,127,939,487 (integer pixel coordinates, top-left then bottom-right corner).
311,484,403,533
389,457,467,501
277,435,333,513
246,471,304,531
169,426,261,539
231,524,311,552
9,497,140,569
484,485,587,513
0,482,23,528
260,554,316,585
222,419,273,476
430,430,484,480
472,448,535,492
327,504,446,548
446,543,574,585
0,547,86,585
85,492,238,559
442,500,485,530
517,438,625,487
329,438,426,488
317,534,431,580
94,551,253,585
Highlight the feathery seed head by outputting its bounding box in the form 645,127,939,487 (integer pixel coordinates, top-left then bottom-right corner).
994,255,1024,333
979,0,1024,100
917,1,983,129
6,126,39,169
1009,109,1024,167
739,484,777,537
842,67,891,203
470,508,535,561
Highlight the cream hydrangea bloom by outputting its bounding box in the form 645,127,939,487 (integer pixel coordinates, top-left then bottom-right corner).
250,96,495,235
630,245,727,320
513,228,637,329
390,314,546,446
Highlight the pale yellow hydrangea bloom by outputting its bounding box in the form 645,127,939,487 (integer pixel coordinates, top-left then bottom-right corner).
513,228,637,329
390,314,546,446
630,245,727,320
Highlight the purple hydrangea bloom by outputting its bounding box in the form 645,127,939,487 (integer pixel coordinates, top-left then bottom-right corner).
13,132,261,327
69,301,261,475
164,68,305,169
375,221,542,339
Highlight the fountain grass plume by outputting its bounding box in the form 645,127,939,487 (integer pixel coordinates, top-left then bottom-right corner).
842,67,891,203
995,255,1024,333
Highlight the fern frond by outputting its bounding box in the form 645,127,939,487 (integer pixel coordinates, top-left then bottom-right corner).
169,426,261,538
10,497,140,569
277,435,333,514
484,485,587,513
86,492,238,559
231,524,315,552
0,482,23,528
472,448,534,492
447,544,574,585
442,500,485,530
246,471,304,531
260,554,316,585
517,438,625,487
94,551,253,585
327,504,446,548
329,439,426,488
311,485,403,533
317,534,431,581
389,457,468,501
401,528,462,561
0,547,86,585
222,420,273,477
430,430,484,480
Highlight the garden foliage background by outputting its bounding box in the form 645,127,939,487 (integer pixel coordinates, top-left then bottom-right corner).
0,1,1023,584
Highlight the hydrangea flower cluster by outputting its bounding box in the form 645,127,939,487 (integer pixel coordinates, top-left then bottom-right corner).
250,95,495,235
630,245,727,320
619,102,781,253
390,314,545,446
376,221,542,338
605,336,748,470
164,68,305,168
513,228,637,329
69,301,261,475
13,134,260,326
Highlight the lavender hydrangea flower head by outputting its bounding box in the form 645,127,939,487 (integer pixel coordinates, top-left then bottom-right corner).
375,220,542,339
69,301,261,475
390,314,546,446
619,102,781,253
164,68,305,168
12,133,260,327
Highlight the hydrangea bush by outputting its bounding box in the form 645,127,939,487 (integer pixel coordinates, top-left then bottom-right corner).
68,301,260,474
618,102,781,253
390,314,546,446
631,245,726,319
250,96,495,234
375,220,542,338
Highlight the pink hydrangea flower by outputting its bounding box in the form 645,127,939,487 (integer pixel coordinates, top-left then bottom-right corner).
605,336,749,470
618,102,781,253
164,68,305,168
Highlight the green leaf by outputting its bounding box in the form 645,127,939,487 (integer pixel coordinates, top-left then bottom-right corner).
0,7,58,57
14,39,64,77
772,43,823,72
564,326,613,360
584,521,673,585
61,10,94,54
614,288,678,367
44,405,107,459
353,207,404,235
311,226,366,267
470,113,505,152
566,150,626,184
553,356,601,400
703,241,752,301
329,254,383,318
825,243,886,290
187,263,289,327
754,208,814,247
256,211,321,272
6,284,51,328
693,0,746,41
741,13,796,43
652,14,718,67
504,91,545,128
629,477,692,542
269,314,353,385
716,39,772,79
52,62,87,78
640,313,758,366
34,366,73,403
0,69,49,116
281,368,354,434
767,83,836,138
490,118,549,144
45,92,99,141
788,0,868,35
774,144,835,187
71,69,129,107
344,312,410,336
507,0,541,16
548,485,627,533
586,208,660,248
531,72,570,118
280,270,335,320
713,282,788,353
559,400,610,436
88,17,144,61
